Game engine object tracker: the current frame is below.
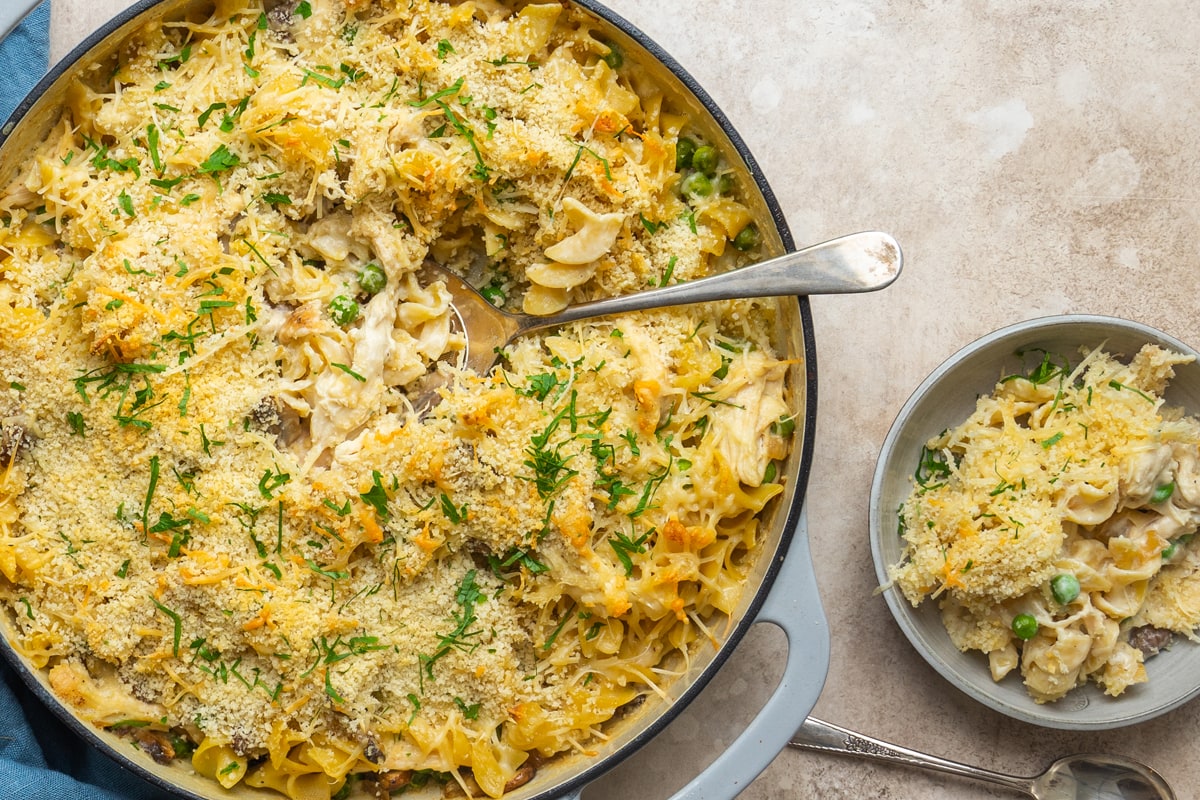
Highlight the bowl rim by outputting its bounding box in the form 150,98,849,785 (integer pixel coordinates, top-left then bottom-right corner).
869,313,1200,730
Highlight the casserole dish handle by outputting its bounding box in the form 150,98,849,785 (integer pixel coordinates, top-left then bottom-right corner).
563,508,830,799
0,0,40,44
670,508,830,798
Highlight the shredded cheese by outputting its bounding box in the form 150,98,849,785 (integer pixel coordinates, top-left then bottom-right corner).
891,343,1200,702
0,0,793,797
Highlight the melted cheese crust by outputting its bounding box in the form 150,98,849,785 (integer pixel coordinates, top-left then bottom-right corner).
891,343,1200,703
0,1,793,797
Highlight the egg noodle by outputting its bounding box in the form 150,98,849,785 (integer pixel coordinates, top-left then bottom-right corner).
0,1,795,797
890,343,1200,704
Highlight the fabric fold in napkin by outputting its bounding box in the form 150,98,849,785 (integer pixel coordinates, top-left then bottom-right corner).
0,1,51,124
0,5,169,798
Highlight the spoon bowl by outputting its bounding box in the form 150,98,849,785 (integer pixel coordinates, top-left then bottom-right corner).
790,717,1175,800
1035,754,1177,800
424,230,901,373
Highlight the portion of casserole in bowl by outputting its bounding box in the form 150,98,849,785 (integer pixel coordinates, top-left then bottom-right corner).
872,315,1200,730
0,1,799,797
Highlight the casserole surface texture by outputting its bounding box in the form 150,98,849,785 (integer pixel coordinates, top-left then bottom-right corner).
0,1,795,797
889,343,1200,704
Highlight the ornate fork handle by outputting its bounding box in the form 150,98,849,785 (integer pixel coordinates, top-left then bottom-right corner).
789,717,1034,796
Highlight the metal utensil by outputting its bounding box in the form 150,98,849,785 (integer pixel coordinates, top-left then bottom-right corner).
790,717,1175,799
425,230,901,373
0,2,840,799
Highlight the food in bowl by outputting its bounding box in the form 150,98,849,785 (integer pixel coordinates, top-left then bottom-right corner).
887,342,1200,704
0,1,796,797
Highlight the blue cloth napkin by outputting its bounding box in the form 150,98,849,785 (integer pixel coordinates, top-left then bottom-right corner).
0,5,170,798
0,659,169,798
0,1,50,124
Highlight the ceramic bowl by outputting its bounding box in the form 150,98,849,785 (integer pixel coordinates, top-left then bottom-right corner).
870,314,1200,729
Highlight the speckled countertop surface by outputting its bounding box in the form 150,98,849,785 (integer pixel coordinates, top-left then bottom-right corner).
45,1,1200,798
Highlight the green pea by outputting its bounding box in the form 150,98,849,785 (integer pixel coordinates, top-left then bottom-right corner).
600,41,623,70
1011,613,1039,640
732,223,761,252
716,172,735,195
1162,534,1190,559
680,172,713,200
1151,481,1175,504
1050,573,1080,604
691,145,719,177
762,461,777,484
328,294,360,326
771,414,796,438
357,263,386,295
675,136,697,171
480,283,505,306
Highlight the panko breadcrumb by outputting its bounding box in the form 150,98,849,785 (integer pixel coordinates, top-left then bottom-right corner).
0,0,796,797
890,343,1200,702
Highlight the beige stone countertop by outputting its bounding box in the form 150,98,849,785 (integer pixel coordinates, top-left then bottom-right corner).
41,1,1200,798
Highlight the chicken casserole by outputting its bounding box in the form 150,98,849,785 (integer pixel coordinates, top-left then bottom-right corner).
0,1,797,797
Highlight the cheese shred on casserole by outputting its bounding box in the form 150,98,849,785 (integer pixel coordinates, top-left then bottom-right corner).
890,344,1200,704
0,1,795,797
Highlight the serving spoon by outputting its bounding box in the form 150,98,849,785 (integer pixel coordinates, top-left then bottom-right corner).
422,230,901,373
790,717,1175,799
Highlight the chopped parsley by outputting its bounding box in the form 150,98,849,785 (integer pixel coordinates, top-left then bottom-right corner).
418,570,484,688
359,470,391,520
198,144,241,180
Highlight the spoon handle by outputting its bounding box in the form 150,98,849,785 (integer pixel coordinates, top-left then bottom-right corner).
519,230,901,334
790,717,1035,797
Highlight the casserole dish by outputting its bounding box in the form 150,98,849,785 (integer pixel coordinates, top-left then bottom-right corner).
0,1,830,798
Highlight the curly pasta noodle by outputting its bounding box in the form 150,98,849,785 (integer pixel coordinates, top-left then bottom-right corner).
0,1,792,797
890,343,1200,703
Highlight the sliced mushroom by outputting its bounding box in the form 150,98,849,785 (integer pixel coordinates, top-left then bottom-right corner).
359,769,412,799
0,420,30,463
1127,625,1173,658
265,0,298,34
247,396,283,435
504,761,537,792
130,728,177,765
